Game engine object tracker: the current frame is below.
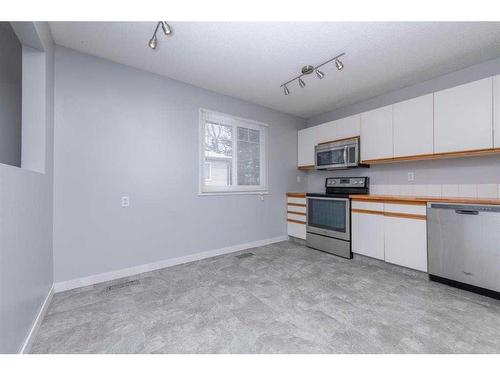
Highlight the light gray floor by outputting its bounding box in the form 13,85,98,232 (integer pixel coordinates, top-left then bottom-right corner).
31,240,500,353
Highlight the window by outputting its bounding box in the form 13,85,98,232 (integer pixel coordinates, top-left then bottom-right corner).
0,22,22,168
199,109,268,194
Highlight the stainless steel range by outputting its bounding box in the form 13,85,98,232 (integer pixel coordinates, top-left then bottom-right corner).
306,177,369,259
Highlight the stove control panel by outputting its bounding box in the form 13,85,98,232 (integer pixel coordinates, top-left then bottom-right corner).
326,177,368,188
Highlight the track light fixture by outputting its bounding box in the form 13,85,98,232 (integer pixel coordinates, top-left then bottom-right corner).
335,58,344,71
148,35,157,49
148,21,173,50
280,52,345,95
160,21,172,35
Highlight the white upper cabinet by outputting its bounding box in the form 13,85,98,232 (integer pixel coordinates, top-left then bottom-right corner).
393,94,434,157
434,77,493,153
315,122,339,145
494,75,500,148
315,114,360,144
297,127,316,167
333,114,361,140
360,105,393,161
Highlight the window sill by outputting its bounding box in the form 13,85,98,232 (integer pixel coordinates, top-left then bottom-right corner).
198,191,269,197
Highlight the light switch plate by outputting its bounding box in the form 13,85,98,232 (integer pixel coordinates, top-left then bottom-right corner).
121,196,130,207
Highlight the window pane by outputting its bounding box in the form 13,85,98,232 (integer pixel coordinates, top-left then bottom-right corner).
204,122,233,187
0,22,22,168
204,162,211,181
237,126,260,186
237,127,248,141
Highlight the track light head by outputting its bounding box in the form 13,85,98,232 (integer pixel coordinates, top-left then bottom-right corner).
283,85,290,95
315,69,325,79
298,77,306,88
148,35,157,49
161,21,172,35
335,58,344,71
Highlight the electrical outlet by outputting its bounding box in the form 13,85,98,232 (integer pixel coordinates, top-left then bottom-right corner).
407,172,415,182
297,175,301,183
121,196,130,207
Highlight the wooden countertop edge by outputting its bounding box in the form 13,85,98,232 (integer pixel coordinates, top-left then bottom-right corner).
350,194,500,206
286,192,306,198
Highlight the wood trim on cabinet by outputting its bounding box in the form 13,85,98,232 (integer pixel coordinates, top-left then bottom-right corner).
381,199,427,206
361,147,500,165
352,208,426,220
286,192,306,198
287,218,306,225
352,197,426,206
384,212,427,220
317,136,360,146
287,211,306,216
288,203,306,207
351,195,500,206
351,208,385,216
298,165,315,170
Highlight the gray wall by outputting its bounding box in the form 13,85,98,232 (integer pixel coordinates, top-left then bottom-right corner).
53,46,305,283
0,22,22,167
0,22,54,353
305,56,500,192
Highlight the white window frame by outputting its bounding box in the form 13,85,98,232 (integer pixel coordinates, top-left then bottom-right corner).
199,108,269,195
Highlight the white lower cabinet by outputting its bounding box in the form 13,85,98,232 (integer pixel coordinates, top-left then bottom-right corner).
384,216,428,272
287,221,306,240
287,195,306,240
352,200,428,272
352,212,385,260
351,201,385,260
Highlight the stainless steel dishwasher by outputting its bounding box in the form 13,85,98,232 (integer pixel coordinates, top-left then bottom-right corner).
427,202,500,299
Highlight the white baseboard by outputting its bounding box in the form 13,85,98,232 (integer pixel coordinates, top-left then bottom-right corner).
19,285,54,354
54,235,288,293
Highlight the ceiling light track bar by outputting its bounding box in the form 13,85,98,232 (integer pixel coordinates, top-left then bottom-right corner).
280,52,345,95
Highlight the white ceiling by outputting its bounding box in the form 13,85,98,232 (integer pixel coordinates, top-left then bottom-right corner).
49,22,500,119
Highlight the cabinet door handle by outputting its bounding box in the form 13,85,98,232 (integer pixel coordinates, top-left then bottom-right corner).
455,210,479,215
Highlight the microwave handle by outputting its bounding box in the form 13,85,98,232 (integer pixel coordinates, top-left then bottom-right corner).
343,146,348,166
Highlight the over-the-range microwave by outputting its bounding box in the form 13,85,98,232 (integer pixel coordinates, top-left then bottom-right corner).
314,137,363,170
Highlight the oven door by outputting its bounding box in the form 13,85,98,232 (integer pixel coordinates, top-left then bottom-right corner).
306,197,350,241
315,145,347,169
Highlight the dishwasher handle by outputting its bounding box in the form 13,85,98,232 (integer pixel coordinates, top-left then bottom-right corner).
428,203,500,213
455,209,479,215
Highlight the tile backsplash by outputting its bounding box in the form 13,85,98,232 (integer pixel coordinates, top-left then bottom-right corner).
370,184,500,198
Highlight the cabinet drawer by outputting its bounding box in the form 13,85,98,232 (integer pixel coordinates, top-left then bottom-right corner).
287,213,306,223
351,200,384,212
287,197,306,205
384,203,426,216
287,205,306,214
